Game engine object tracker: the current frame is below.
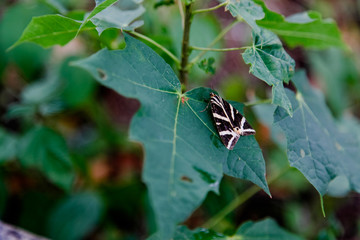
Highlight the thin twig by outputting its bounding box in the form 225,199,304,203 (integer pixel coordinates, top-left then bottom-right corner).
177,0,185,29
130,31,180,65
192,1,227,15
190,46,249,52
188,19,242,68
202,166,291,229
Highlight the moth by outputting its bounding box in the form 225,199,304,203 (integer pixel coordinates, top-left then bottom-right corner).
210,92,255,150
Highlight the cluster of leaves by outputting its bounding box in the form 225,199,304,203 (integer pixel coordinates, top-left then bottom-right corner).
1,0,360,239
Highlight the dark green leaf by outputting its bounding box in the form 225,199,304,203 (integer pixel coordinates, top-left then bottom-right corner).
235,218,304,240
254,0,345,49
154,0,175,8
274,71,360,195
243,28,295,116
0,129,17,163
47,192,103,240
18,126,74,191
226,0,265,34
73,34,269,238
0,2,52,78
149,218,303,239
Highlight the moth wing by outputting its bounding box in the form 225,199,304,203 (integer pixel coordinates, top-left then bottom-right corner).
233,109,256,136
210,94,241,150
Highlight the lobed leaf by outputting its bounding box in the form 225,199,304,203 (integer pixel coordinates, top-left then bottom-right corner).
243,28,295,116
226,0,265,34
73,34,269,238
18,126,74,191
254,0,345,49
274,71,360,195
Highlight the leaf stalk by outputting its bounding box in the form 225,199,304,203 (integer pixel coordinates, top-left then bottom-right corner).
192,1,227,15
190,46,249,52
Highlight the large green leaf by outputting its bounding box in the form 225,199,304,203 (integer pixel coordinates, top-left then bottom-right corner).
149,218,303,239
254,0,344,49
73,34,269,238
225,0,265,34
18,126,74,191
274,71,360,195
243,28,295,116
47,192,104,240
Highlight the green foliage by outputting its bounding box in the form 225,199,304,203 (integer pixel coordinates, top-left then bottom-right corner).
254,1,345,48
47,192,104,240
274,71,360,195
2,0,357,239
18,126,74,191
73,34,269,238
243,28,295,116
150,218,304,239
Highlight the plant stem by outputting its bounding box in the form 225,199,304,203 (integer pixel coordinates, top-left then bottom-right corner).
177,0,185,29
130,31,180,66
188,19,242,68
202,166,290,229
190,46,249,52
244,98,272,107
179,3,194,89
192,1,227,15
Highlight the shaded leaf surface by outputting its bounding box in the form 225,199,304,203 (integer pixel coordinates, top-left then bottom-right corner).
47,192,103,240
18,126,74,191
0,129,18,163
255,0,344,49
148,218,303,239
91,1,145,34
74,34,269,238
243,28,295,116
274,71,360,195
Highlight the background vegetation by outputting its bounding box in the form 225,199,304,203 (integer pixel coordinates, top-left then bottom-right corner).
1,0,360,239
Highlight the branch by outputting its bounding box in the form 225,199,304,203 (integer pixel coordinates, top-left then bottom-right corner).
188,19,242,68
179,2,194,89
190,46,249,52
192,1,227,15
244,98,272,107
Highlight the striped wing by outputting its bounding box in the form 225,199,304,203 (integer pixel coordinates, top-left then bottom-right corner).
210,93,255,150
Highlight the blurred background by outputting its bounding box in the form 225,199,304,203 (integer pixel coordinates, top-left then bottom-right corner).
0,0,360,239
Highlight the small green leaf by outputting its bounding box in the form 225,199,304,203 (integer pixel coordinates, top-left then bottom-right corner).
243,28,295,116
0,129,18,163
274,71,360,195
18,126,74,191
226,0,265,34
198,57,216,74
47,192,104,240
10,14,86,49
254,0,345,49
73,34,269,238
154,0,175,8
